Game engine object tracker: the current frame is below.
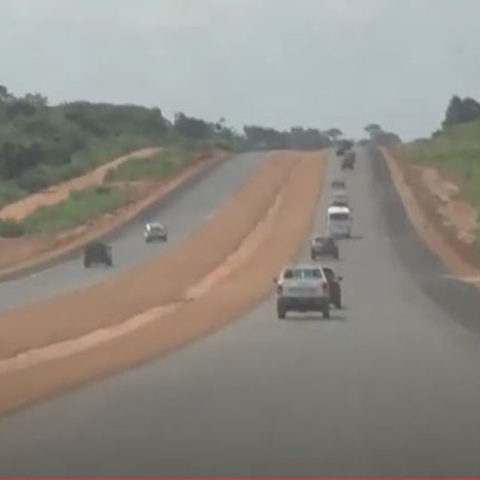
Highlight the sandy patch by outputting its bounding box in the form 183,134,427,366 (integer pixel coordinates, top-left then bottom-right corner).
0,151,325,416
0,150,228,280
382,147,480,286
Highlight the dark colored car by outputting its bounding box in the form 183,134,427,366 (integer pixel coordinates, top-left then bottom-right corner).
336,147,345,156
331,178,346,190
310,236,339,260
323,266,342,309
341,150,356,170
84,241,113,268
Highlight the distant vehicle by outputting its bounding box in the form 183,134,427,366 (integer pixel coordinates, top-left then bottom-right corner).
331,192,350,208
342,150,356,170
336,147,345,156
326,205,352,238
310,235,339,260
84,241,112,268
323,266,343,309
274,264,331,319
144,222,168,242
331,178,346,190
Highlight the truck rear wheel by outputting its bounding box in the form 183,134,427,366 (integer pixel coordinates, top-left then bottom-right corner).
322,303,330,319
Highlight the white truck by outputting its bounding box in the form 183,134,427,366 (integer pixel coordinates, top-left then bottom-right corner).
326,205,352,238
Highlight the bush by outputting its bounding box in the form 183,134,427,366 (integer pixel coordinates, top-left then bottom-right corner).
0,181,26,209
22,185,133,234
17,167,50,193
0,218,25,237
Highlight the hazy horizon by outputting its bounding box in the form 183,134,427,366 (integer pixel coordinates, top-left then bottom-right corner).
2,0,480,141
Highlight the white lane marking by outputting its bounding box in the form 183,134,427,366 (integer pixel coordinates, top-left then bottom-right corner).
442,274,480,284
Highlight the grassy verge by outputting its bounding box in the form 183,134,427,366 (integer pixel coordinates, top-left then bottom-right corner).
401,120,480,208
400,120,480,246
105,145,200,182
21,185,134,234
0,181,27,210
0,141,214,237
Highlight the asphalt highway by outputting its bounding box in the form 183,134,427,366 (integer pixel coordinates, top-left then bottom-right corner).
0,152,265,314
1,147,480,476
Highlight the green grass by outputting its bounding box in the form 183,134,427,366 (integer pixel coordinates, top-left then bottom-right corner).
402,120,480,209
0,181,27,209
105,146,197,182
21,185,133,234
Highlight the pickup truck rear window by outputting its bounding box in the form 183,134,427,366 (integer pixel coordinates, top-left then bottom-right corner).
329,213,350,221
284,268,322,279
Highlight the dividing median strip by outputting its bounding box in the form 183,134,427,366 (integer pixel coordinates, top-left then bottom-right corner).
0,182,285,376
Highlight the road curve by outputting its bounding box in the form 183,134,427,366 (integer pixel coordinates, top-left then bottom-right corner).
1,147,480,476
0,152,265,314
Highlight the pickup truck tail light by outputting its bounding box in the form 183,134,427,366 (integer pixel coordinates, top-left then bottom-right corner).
276,284,283,295
322,281,329,295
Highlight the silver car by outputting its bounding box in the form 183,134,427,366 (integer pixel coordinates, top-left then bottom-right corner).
273,264,331,319
144,222,168,242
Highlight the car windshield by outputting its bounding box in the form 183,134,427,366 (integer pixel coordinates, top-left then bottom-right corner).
330,213,350,221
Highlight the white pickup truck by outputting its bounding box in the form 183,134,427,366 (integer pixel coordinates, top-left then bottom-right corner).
274,264,331,319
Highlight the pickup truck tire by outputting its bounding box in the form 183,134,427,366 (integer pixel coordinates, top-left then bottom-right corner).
322,304,330,319
334,294,342,309
277,306,286,319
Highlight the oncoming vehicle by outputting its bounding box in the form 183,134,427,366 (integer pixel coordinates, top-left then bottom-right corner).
326,205,352,238
144,222,168,242
274,264,331,319
310,235,339,260
331,192,350,208
84,241,113,268
331,178,346,190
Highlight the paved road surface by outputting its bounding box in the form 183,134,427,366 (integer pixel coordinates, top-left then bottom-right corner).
1,147,480,476
0,152,265,314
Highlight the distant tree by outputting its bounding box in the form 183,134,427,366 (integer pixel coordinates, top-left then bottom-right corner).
0,85,10,102
7,100,36,117
325,128,342,141
174,112,212,139
24,93,48,108
443,95,480,127
364,123,382,136
373,131,401,146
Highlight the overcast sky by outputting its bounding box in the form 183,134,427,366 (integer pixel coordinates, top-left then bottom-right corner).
2,0,480,140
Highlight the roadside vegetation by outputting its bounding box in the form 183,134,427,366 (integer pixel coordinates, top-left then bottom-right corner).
105,144,200,182
0,83,343,238
0,186,133,236
398,95,480,247
401,96,480,211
